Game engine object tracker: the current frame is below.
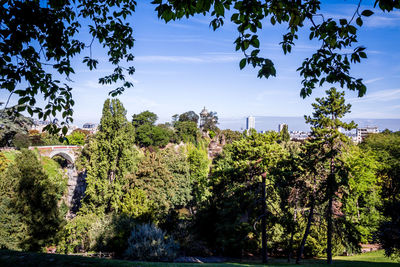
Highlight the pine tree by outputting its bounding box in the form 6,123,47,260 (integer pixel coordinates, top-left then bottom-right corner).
279,124,290,142
80,99,137,214
304,88,356,264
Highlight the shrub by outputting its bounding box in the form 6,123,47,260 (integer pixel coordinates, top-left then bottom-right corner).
12,133,31,148
124,223,179,261
57,213,103,253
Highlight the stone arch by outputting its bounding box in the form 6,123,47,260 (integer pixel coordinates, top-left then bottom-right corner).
49,151,75,164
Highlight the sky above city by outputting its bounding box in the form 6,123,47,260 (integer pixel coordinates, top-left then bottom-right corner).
2,1,400,128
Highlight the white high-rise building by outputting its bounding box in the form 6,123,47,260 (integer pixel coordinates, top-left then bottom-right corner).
356,126,378,143
246,116,255,130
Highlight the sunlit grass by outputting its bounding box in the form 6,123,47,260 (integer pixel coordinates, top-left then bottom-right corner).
1,249,399,267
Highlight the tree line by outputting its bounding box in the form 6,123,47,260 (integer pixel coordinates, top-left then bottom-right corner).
0,88,399,263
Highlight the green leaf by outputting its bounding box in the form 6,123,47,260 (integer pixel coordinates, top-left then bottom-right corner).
361,10,374,17
242,40,249,50
239,58,246,70
62,126,68,135
251,38,260,48
356,17,363,26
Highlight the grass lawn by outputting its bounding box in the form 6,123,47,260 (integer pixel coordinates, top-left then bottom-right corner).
0,250,399,267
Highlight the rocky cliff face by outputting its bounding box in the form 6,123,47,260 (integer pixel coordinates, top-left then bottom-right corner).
65,165,86,219
207,133,226,159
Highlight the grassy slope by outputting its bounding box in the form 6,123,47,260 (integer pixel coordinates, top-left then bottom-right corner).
2,150,19,161
0,250,398,267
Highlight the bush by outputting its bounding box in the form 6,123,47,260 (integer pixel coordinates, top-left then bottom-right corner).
12,133,31,148
124,223,179,261
57,213,103,253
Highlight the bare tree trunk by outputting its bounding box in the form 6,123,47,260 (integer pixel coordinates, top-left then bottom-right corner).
327,155,335,265
327,195,333,264
288,191,298,262
288,230,294,262
261,175,268,264
296,198,315,264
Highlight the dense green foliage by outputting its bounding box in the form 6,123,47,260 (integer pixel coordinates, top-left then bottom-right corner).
127,149,193,218
195,131,286,256
12,133,31,148
80,99,137,214
304,88,357,263
279,124,290,143
361,132,400,259
0,150,65,251
0,109,33,147
220,129,243,144
0,98,397,263
178,111,199,124
186,143,211,205
133,111,174,147
175,121,200,144
65,131,86,145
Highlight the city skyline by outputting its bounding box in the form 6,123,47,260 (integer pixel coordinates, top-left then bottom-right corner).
40,114,399,133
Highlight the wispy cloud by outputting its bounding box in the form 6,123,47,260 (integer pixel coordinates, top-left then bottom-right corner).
136,36,232,46
388,104,400,110
304,6,400,28
365,77,384,84
135,54,241,63
73,79,140,94
189,17,212,25
256,89,292,101
349,111,400,119
363,11,400,28
124,96,158,108
350,88,400,103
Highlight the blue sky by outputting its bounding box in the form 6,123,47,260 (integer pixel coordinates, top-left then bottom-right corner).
2,1,400,127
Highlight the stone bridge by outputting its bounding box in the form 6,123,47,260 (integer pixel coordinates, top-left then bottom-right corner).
29,145,82,163
29,145,85,218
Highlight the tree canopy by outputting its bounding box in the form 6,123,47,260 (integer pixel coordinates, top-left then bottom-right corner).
0,108,33,147
179,111,199,124
80,98,137,214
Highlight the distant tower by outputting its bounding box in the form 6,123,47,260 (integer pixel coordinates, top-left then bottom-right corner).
278,123,287,133
199,106,209,128
246,116,255,130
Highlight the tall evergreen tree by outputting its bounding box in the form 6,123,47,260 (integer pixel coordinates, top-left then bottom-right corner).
80,99,137,214
304,88,356,264
279,124,290,142
1,150,63,251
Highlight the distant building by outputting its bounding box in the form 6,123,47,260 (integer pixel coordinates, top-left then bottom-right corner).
278,123,287,133
356,126,378,143
290,130,310,141
82,123,98,134
30,120,78,135
30,120,51,132
246,116,255,130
